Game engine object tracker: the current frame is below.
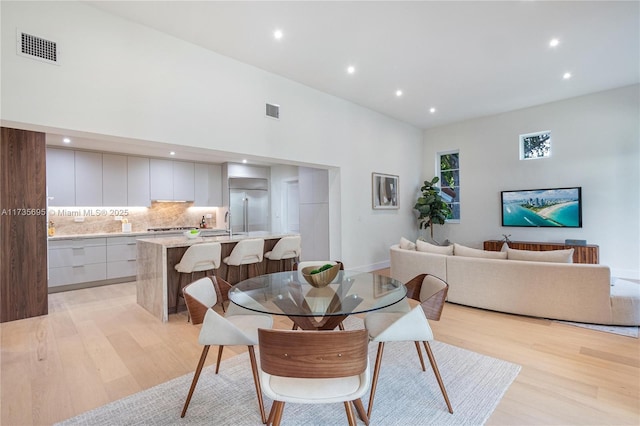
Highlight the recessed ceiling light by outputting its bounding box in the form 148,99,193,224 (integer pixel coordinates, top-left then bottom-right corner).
242,159,248,164
62,137,71,143
347,65,355,74
274,29,283,40
170,151,176,156
549,38,559,47
395,90,403,97
563,72,572,79
429,107,436,114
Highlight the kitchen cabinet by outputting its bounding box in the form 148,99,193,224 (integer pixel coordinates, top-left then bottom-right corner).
194,163,222,206
150,159,195,201
48,237,107,287
75,151,103,206
46,148,75,206
102,153,128,205
173,161,195,201
127,156,150,206
106,236,138,279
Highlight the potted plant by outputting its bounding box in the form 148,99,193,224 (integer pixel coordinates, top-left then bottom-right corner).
414,177,452,242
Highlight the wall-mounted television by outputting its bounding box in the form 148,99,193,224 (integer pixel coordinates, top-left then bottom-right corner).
501,187,582,228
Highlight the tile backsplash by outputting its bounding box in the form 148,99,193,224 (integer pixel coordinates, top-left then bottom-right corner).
48,202,219,236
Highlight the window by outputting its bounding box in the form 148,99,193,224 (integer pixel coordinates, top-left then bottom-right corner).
437,150,460,222
520,130,551,160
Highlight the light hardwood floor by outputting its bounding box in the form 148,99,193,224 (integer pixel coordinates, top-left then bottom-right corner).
1,272,638,425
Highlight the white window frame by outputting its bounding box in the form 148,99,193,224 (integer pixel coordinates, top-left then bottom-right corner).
519,130,551,160
436,149,460,223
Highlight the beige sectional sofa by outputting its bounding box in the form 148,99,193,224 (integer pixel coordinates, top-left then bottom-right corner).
390,243,640,326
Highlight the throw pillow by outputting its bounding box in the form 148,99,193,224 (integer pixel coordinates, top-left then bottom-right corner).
416,239,454,255
507,248,574,263
399,237,416,250
454,243,508,259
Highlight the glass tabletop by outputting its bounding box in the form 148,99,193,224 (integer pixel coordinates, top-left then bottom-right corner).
228,270,407,318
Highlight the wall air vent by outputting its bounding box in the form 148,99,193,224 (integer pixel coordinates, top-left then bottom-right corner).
17,29,59,65
266,103,280,120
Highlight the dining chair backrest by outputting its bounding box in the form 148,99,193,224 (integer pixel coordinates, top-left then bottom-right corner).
175,242,222,273
258,328,368,379
182,277,218,325
405,273,448,321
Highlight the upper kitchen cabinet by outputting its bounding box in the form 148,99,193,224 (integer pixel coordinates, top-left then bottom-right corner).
173,161,195,201
46,148,75,206
75,151,103,206
127,156,150,206
194,163,222,206
150,159,194,201
102,153,128,206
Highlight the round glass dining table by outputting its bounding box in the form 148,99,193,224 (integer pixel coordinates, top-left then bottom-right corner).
228,270,407,330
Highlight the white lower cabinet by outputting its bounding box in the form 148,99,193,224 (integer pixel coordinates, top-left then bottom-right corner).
48,238,107,287
48,235,139,288
106,236,138,279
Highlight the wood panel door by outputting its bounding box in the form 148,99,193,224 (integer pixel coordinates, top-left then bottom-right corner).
1,127,48,322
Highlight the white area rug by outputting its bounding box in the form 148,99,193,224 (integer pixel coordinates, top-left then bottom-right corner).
56,318,521,425
554,320,639,338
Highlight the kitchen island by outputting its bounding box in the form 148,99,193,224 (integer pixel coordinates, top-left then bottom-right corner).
136,232,298,322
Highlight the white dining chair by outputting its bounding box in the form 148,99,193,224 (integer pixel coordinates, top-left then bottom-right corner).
180,276,273,423
364,273,453,419
258,328,370,426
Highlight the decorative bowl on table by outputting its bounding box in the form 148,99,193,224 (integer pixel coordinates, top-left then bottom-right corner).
301,263,341,288
184,230,201,239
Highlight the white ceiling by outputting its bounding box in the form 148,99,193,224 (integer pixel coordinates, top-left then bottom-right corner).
85,0,639,130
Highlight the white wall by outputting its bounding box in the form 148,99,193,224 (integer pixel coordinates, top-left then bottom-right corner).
1,1,423,270
423,85,640,279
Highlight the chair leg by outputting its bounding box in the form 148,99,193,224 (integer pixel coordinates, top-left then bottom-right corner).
181,345,210,418
353,398,369,426
248,346,267,424
367,342,385,419
423,341,454,414
215,345,224,374
272,400,285,426
344,401,357,426
414,341,426,371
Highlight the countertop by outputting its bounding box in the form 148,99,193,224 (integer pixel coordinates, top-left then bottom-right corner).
47,228,230,241
138,231,298,248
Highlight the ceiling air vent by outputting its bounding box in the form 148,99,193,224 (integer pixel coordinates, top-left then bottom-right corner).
17,30,59,65
266,103,280,120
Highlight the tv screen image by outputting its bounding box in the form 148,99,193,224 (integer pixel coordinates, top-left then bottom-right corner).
501,187,582,228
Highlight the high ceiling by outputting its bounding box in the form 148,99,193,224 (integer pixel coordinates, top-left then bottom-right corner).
85,0,639,130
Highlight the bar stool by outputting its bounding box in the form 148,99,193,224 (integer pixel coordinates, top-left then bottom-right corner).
223,238,265,284
175,242,222,315
264,235,301,273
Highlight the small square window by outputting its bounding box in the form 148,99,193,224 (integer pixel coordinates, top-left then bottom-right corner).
520,131,551,160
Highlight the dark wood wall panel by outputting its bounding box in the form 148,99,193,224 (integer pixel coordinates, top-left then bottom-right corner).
1,127,48,322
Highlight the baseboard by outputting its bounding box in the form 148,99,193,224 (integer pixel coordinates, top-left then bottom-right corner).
611,269,640,281
353,260,390,273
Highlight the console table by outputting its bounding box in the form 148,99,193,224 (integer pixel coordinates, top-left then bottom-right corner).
483,240,599,264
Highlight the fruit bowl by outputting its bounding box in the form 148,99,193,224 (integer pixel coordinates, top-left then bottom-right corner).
184,230,201,239
301,263,341,288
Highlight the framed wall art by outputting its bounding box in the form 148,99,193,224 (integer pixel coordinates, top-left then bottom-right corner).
372,172,399,210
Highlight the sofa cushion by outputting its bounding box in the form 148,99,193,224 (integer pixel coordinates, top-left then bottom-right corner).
507,248,574,263
416,240,454,255
453,243,507,259
399,237,416,250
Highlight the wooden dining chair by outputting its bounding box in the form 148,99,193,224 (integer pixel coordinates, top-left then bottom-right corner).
258,328,370,426
364,273,453,419
180,276,273,423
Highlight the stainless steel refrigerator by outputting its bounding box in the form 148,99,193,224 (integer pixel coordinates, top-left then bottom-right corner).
228,178,269,234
